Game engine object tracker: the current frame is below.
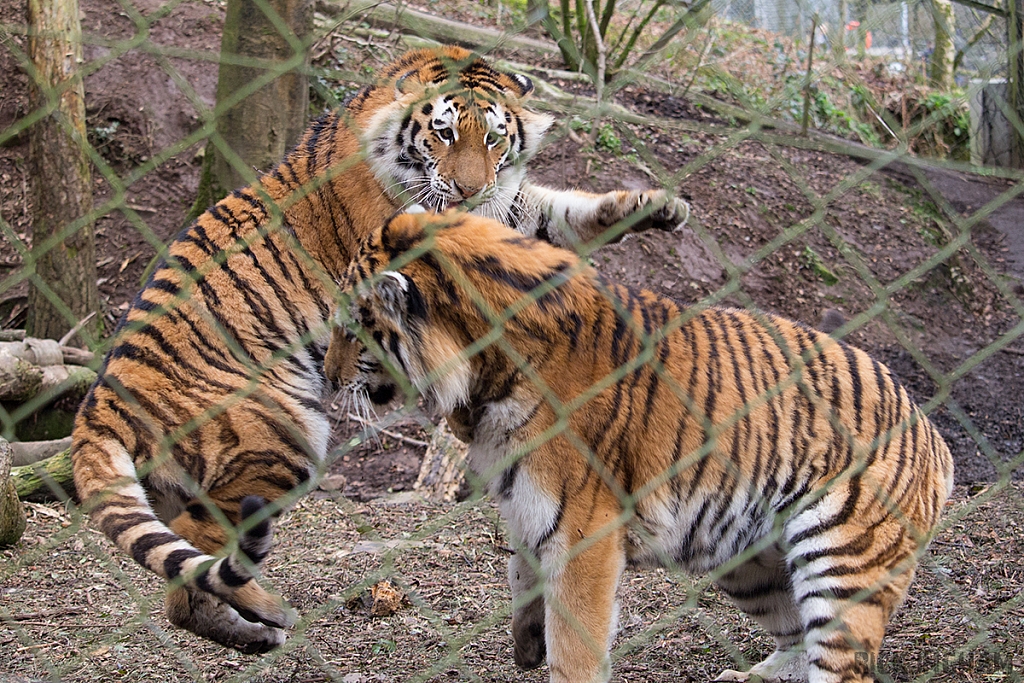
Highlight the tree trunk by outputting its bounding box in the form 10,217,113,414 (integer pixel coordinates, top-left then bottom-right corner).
413,419,469,503
854,0,868,59
187,0,312,222
835,0,848,62
25,0,99,346
928,0,955,90
0,438,27,545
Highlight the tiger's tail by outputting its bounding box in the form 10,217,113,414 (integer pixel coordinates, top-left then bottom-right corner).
72,438,296,637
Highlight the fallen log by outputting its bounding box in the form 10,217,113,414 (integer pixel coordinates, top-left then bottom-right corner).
0,338,95,368
11,437,72,467
11,447,75,502
0,354,43,402
316,0,558,56
0,437,27,544
0,352,96,403
61,346,95,367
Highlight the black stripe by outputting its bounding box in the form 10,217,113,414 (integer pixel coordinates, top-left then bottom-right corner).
498,460,520,499
218,557,251,587
164,548,204,579
720,581,788,601
130,531,180,566
101,511,157,540
788,477,862,546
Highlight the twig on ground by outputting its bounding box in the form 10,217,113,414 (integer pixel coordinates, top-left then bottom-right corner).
3,608,83,621
346,413,429,448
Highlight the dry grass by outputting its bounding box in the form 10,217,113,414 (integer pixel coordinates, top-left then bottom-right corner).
2,484,1022,683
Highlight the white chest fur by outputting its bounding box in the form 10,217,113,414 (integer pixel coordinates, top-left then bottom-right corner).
464,396,560,550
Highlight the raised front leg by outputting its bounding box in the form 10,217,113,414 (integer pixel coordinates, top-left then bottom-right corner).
515,181,690,248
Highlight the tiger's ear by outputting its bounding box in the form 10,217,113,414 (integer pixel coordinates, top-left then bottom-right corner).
516,109,554,161
375,271,410,320
374,270,428,323
506,72,534,98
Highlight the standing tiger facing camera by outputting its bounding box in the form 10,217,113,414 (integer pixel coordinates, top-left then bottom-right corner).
326,211,954,683
70,45,689,654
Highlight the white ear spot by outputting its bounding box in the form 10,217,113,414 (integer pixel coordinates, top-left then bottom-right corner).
383,271,409,291
512,73,533,95
406,204,427,215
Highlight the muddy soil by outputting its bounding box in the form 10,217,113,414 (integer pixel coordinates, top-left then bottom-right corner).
1,0,1022,499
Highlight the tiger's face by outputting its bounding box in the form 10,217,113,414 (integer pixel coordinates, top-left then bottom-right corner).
328,265,473,418
327,210,591,425
354,47,553,222
326,212,474,417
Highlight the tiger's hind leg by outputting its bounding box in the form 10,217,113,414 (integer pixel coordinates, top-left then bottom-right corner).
713,545,809,683
165,494,287,653
783,488,921,683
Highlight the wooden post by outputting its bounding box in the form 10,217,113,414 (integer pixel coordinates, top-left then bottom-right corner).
929,0,956,89
801,15,819,137
25,0,99,345
1009,0,1024,167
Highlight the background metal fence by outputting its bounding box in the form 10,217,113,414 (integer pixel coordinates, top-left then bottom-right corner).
717,0,1006,79
1,0,1023,680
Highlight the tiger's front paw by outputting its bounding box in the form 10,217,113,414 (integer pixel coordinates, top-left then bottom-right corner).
635,190,690,232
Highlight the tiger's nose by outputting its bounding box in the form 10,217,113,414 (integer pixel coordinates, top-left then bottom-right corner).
454,181,482,199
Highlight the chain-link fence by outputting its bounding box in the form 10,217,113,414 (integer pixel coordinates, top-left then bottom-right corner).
1,0,1023,680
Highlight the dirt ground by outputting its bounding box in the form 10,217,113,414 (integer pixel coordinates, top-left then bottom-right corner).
2,486,1023,682
2,0,1024,680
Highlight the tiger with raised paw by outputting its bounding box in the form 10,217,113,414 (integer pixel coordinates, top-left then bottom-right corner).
71,45,688,654
325,210,954,683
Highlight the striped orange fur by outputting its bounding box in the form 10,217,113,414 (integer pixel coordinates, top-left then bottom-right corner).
71,46,688,653
327,211,955,683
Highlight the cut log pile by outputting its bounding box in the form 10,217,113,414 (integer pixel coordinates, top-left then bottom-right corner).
0,332,93,540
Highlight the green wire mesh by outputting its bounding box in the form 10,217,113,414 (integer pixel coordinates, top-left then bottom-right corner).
1,0,1023,680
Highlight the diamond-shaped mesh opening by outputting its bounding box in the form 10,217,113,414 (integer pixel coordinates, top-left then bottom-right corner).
1,0,1023,681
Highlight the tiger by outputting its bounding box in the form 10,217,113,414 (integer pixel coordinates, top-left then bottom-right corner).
324,210,955,683
70,45,690,654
